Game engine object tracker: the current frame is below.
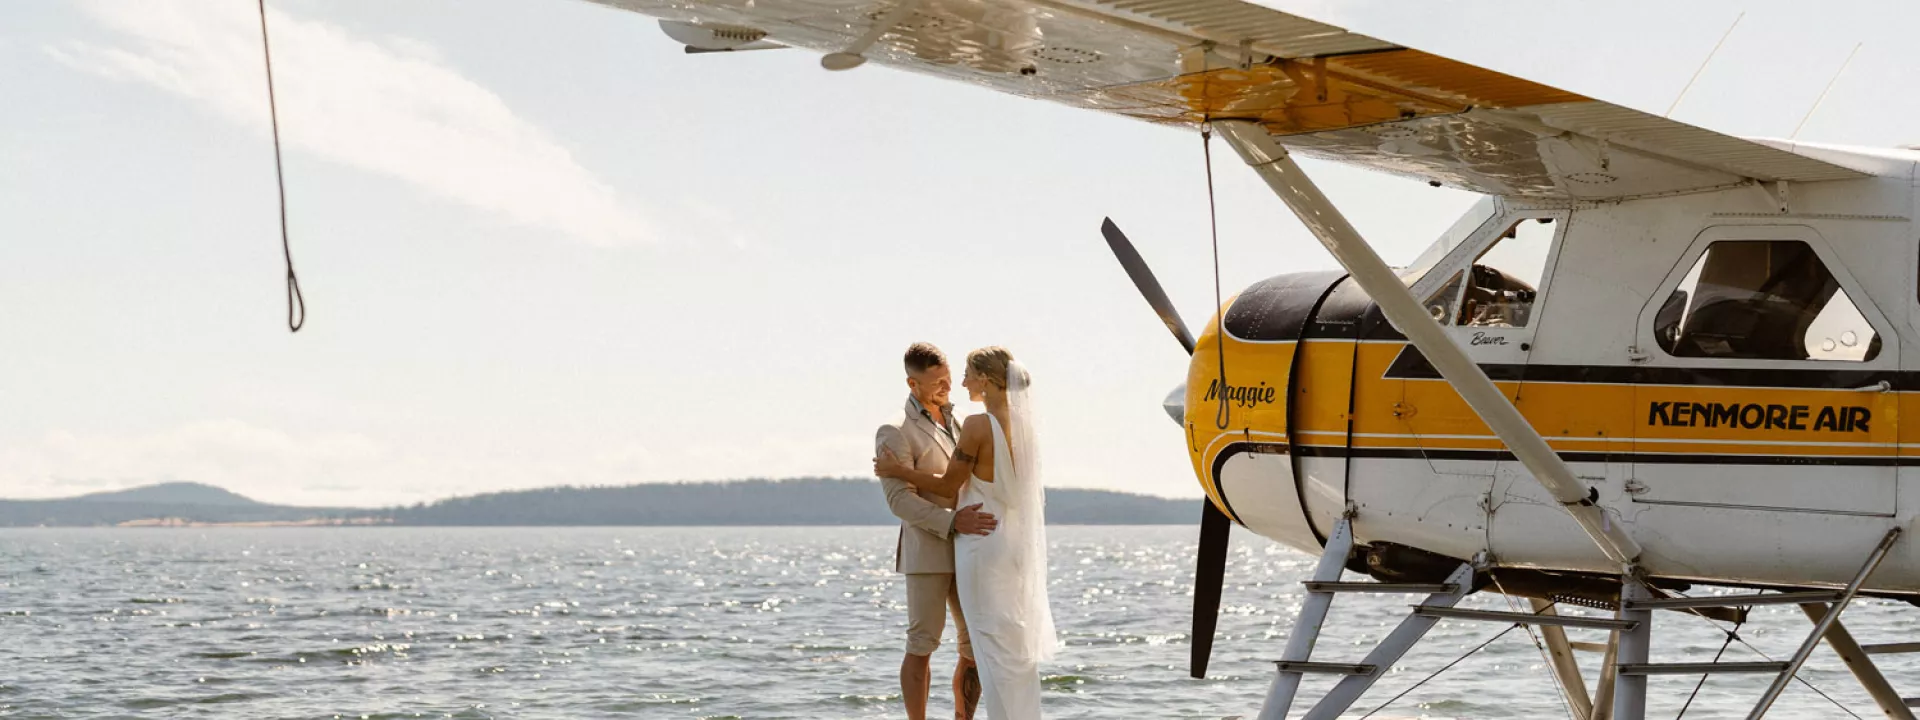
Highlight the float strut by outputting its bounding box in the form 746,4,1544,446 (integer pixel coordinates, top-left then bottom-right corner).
1748,528,1901,719
1798,602,1915,720
1590,633,1619,720
1300,562,1475,720
1534,597,1595,719
1255,516,1355,720
1614,580,1653,720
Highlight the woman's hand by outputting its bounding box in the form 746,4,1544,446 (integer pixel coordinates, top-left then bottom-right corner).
873,447,911,481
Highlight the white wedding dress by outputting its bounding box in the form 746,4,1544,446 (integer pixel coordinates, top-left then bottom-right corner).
954,362,1056,719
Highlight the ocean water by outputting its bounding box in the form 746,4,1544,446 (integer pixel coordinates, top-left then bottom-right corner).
3,526,1917,719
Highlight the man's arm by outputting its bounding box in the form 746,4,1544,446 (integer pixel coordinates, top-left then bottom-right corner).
877,425,955,538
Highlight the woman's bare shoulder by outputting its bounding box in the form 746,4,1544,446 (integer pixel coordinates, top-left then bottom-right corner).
957,414,991,442
958,414,994,481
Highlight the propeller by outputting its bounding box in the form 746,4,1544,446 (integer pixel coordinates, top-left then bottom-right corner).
1100,218,1196,354
1191,501,1232,678
1097,217,1228,678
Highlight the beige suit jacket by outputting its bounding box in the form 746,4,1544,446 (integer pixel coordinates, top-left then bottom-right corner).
876,397,961,574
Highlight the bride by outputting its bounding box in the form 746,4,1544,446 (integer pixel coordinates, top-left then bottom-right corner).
876,346,1056,719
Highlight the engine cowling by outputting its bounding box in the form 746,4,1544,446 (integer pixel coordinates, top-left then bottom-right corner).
1183,270,1380,554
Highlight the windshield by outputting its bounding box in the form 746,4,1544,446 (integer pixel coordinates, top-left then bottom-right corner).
1399,197,1501,285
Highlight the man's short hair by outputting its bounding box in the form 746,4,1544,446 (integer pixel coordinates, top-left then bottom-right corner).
903,342,946,374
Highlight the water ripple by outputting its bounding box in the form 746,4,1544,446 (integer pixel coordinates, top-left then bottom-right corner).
0,526,1905,718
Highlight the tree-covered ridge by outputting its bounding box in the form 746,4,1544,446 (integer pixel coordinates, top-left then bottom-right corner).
391,478,1194,526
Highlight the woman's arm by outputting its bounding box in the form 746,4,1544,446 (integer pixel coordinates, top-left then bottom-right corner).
874,416,987,497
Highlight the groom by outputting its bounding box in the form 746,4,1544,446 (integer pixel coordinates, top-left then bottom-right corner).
877,342,996,720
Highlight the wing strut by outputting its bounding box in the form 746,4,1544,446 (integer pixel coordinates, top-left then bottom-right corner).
1211,120,1644,568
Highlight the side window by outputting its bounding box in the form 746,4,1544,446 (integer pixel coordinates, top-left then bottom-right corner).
1655,240,1880,361
1452,218,1555,327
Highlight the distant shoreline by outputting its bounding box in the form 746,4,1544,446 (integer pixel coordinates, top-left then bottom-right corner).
1,478,1201,528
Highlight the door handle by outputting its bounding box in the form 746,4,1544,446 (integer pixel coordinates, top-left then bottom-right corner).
1850,380,1892,393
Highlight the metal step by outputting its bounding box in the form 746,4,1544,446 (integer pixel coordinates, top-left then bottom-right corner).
1864,642,1920,655
1623,590,1842,611
1617,661,1790,675
1303,581,1460,594
1274,660,1377,676
1413,606,1639,631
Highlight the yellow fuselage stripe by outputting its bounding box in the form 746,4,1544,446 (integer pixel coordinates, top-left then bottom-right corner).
1187,338,1913,503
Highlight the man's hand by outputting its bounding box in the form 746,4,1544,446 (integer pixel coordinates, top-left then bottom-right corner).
953,503,997,536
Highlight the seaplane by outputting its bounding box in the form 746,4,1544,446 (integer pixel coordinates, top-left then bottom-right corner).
598,0,1920,717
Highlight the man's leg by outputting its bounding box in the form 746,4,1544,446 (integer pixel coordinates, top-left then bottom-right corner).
902,653,931,720
946,576,980,720
903,574,947,720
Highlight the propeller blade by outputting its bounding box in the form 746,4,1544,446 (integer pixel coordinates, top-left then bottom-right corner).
1101,218,1196,355
1191,499,1231,678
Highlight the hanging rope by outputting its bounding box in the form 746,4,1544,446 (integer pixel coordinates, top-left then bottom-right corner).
1194,42,1230,431
1201,126,1229,430
1358,624,1519,719
256,0,305,332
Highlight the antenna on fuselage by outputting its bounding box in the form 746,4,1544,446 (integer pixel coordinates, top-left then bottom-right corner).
1791,42,1864,140
1664,12,1743,118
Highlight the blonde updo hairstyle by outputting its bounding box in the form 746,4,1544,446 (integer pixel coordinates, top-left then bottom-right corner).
966,346,1028,390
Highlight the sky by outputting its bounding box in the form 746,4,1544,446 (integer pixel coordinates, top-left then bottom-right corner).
4,0,1919,507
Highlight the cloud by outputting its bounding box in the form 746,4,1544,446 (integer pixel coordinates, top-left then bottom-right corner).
50,1,650,246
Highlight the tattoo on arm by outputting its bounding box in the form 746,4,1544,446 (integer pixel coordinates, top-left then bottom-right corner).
953,448,976,463
960,665,981,719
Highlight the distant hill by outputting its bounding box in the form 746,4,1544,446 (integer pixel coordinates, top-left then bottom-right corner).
73,482,262,506
0,479,1198,527
0,481,368,527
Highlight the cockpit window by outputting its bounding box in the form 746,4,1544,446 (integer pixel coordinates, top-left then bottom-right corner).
1401,197,1501,285
1655,240,1879,361
1424,218,1555,328
1423,270,1463,323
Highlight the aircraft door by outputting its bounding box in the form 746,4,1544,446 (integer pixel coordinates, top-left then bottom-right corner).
1425,215,1603,566
1377,214,1566,562
1414,215,1564,425
1629,227,1899,526
1418,215,1562,367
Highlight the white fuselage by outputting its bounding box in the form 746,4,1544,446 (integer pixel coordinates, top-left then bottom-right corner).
1192,142,1920,592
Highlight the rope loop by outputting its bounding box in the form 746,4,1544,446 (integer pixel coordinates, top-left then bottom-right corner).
257,0,305,332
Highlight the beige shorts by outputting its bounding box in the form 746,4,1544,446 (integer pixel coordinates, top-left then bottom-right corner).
905,573,972,659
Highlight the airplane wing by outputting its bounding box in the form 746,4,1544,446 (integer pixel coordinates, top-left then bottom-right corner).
591,0,1867,200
